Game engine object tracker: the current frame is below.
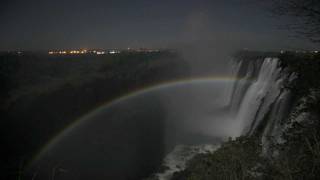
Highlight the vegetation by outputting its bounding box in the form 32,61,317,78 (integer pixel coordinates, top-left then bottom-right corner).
279,52,320,99
171,137,263,180
172,52,320,180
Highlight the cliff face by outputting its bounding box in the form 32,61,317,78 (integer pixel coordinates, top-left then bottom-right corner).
171,52,320,180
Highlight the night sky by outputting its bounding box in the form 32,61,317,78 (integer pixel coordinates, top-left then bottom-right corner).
0,0,318,51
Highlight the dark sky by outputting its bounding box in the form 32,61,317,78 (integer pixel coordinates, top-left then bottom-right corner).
0,0,318,51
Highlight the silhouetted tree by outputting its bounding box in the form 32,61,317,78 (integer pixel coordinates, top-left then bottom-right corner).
271,0,320,43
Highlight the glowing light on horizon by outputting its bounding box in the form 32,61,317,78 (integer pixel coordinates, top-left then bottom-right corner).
96,51,105,55
109,50,120,54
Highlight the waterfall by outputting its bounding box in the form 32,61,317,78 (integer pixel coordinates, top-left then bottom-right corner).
233,58,282,134
229,56,293,147
28,53,296,180
156,56,294,180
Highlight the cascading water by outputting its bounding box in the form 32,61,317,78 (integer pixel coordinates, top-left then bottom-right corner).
232,57,287,135
27,54,294,180
156,56,293,179
229,56,295,152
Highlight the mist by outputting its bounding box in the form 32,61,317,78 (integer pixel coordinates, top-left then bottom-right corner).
2,1,320,180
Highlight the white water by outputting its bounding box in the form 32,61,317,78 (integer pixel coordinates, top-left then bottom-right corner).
236,58,282,134
157,57,292,179
29,56,293,180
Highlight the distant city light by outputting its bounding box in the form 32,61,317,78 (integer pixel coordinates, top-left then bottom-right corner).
48,48,159,55
109,50,120,54
96,51,105,55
